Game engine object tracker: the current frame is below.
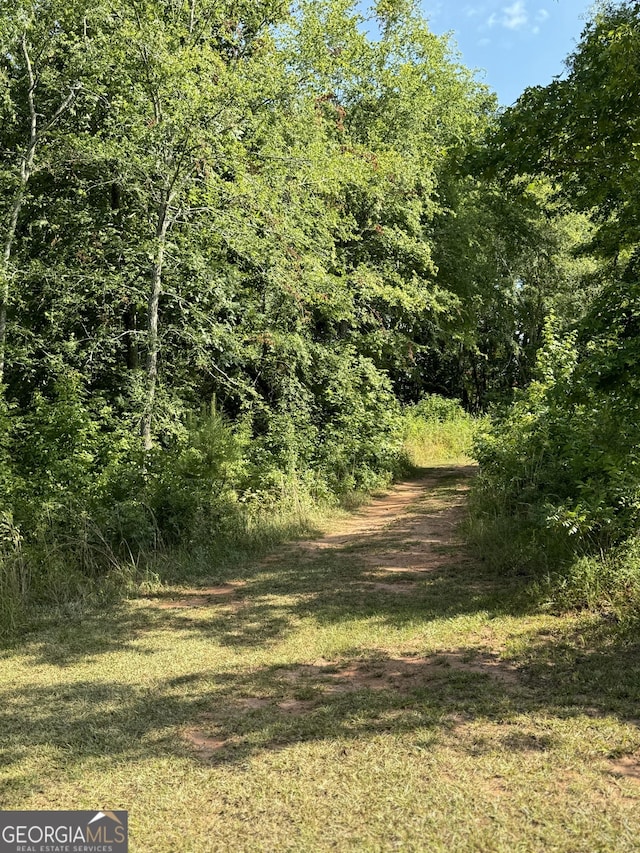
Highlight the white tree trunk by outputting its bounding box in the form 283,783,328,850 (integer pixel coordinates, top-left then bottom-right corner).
0,36,37,385
0,34,78,385
141,200,171,450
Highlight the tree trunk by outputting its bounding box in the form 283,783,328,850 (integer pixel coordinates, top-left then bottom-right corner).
141,200,171,450
0,36,37,386
0,189,27,385
0,34,78,385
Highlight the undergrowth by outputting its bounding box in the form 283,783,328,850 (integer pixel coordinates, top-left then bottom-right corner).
468,318,640,620
402,394,480,467
0,391,484,644
0,470,378,644
467,493,640,622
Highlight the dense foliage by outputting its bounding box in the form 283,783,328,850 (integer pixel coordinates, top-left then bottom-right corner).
472,1,640,614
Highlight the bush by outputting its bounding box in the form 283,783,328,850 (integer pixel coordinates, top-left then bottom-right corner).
0,355,411,641
470,313,640,615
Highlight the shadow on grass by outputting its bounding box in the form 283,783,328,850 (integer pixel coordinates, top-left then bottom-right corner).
3,465,639,789
12,467,528,667
2,628,639,790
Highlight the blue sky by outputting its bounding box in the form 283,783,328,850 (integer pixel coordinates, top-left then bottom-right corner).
418,0,595,105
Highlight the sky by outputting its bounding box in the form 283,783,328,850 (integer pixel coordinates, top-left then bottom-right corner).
418,0,595,106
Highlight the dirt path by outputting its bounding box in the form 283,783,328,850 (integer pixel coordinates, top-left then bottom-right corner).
171,465,525,753
4,464,640,851
163,464,477,609
280,464,476,554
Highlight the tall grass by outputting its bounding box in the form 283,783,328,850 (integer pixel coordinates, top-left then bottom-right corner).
0,512,26,638
402,395,481,466
0,467,382,644
152,471,352,585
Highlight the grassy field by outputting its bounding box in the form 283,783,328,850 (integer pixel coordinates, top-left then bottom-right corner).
1,465,639,851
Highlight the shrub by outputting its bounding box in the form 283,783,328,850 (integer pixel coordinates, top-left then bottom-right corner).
470,313,640,615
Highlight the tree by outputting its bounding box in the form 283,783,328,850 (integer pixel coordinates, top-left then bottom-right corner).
473,1,640,571
0,0,90,384
486,1,640,267
94,0,290,449
428,175,597,409
284,0,496,403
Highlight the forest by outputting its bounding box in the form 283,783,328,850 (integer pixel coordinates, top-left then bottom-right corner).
1,0,639,639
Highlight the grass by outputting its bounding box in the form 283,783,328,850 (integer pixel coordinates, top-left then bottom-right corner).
1,466,640,851
402,399,480,467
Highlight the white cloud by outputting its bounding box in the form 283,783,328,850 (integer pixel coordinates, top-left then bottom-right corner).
483,1,551,33
502,1,528,30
